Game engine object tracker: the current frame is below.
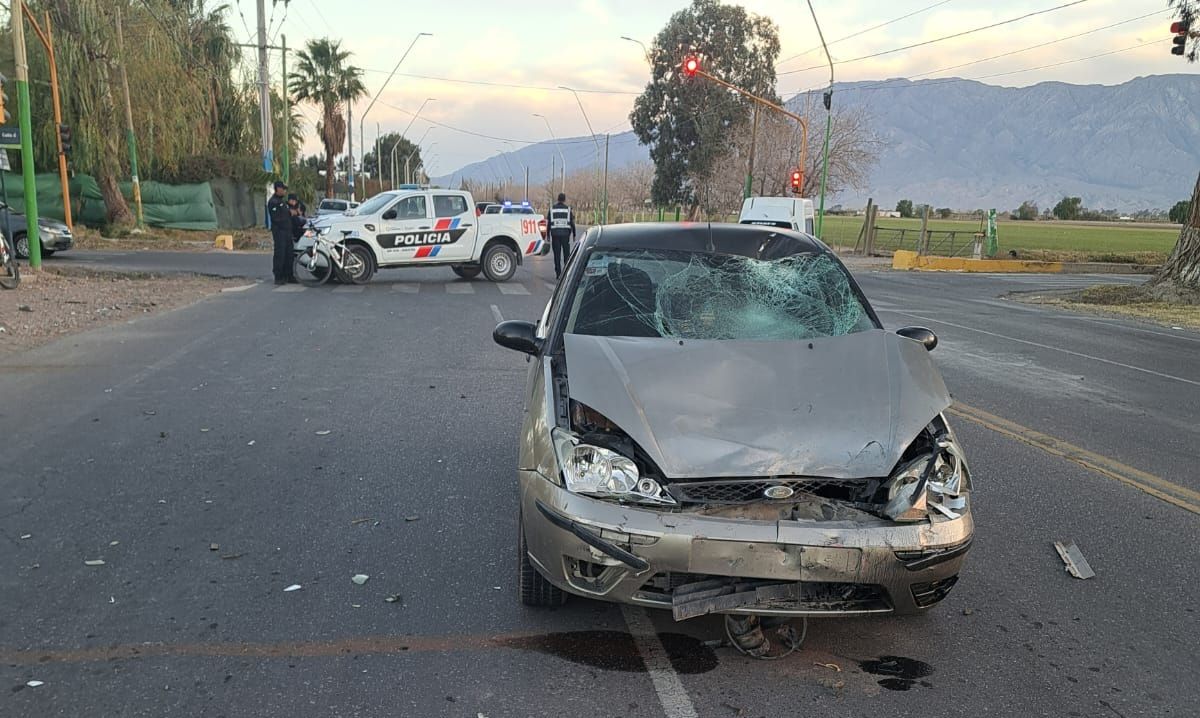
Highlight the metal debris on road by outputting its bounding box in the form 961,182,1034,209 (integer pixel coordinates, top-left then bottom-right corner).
814,662,842,672
350,518,373,525
404,515,420,522
143,410,156,416
352,574,370,585
84,559,106,566
1053,540,1096,579
25,680,44,687
315,430,331,436
283,584,303,592
220,553,244,560
247,440,256,446
19,534,31,539
209,543,219,551
384,594,402,603
109,540,119,546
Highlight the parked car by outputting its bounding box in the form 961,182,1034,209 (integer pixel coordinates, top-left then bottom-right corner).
0,203,73,259
738,196,815,234
475,201,495,217
302,188,545,282
316,198,360,216
494,222,972,618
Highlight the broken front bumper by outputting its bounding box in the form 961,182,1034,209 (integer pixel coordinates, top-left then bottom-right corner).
520,471,973,618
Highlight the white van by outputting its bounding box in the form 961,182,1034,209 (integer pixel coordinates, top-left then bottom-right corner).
738,197,816,235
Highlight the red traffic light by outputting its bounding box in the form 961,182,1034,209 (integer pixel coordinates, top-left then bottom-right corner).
790,170,803,193
1171,20,1190,34
682,56,700,77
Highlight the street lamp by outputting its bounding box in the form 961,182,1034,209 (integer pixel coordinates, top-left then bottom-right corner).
620,36,650,63
388,97,435,186
806,0,834,239
502,141,530,201
558,85,607,223
355,31,431,201
405,140,435,186
393,127,432,189
532,113,566,193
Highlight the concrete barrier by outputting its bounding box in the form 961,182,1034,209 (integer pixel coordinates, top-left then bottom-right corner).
893,250,1064,273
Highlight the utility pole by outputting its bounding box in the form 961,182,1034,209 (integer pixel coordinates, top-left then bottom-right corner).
280,34,289,183
115,8,143,227
375,121,381,195
744,103,759,200
346,101,353,199
11,0,39,268
602,134,609,224
255,0,273,173
807,0,834,238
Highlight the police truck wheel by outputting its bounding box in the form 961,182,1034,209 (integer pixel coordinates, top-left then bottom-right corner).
451,265,481,279
343,245,375,284
518,513,568,607
482,244,517,282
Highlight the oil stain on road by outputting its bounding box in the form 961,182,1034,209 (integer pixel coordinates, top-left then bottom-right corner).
497,630,719,674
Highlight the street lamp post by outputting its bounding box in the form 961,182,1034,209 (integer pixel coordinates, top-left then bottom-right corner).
806,0,834,238
558,85,606,224
355,31,431,201
405,141,435,186
532,113,566,193
393,127,432,189
619,35,650,63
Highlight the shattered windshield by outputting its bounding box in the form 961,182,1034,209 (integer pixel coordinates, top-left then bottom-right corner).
564,248,875,341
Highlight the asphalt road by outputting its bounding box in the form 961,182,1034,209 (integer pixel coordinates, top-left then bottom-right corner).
2,249,1197,717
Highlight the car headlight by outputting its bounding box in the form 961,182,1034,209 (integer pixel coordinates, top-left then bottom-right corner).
883,419,969,522
551,429,675,506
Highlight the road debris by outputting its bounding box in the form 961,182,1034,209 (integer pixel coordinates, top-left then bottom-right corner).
209,543,219,551
25,680,44,687
315,430,331,436
200,428,211,432
814,662,842,672
143,410,156,416
110,540,120,546
247,440,256,446
351,574,370,585
1053,540,1095,579
350,518,373,525
719,702,744,716
220,553,244,560
404,515,420,522
18,304,32,312
283,584,303,592
19,534,31,540
385,594,402,603
962,608,975,616
84,559,106,566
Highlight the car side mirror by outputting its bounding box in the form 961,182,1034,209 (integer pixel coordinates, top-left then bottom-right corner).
897,326,938,351
493,320,541,356
382,209,396,220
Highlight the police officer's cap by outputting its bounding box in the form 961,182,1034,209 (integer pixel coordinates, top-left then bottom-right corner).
273,180,288,190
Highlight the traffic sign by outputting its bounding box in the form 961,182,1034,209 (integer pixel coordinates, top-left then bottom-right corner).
0,126,19,149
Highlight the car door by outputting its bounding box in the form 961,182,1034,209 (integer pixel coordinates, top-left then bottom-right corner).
374,194,431,265
427,193,476,262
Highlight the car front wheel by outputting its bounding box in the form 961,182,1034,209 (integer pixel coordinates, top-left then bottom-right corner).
518,513,568,607
13,233,28,260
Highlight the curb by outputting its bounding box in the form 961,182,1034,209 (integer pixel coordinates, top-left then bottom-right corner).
892,250,1159,275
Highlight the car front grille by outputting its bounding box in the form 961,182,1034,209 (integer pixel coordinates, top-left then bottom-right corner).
638,573,892,614
667,478,877,505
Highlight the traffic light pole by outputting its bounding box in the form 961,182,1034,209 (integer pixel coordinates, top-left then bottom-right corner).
807,0,834,238
744,103,759,200
115,8,143,227
21,8,71,233
11,0,40,269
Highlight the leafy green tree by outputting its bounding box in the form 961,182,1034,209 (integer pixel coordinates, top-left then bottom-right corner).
937,207,952,219
1015,201,1039,221
1052,196,1082,220
290,39,367,198
896,199,914,218
1170,200,1192,224
630,0,780,210
362,133,423,186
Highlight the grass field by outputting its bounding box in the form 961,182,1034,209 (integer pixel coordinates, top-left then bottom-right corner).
817,215,1180,260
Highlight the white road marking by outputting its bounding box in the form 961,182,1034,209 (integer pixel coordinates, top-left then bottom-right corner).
221,283,257,293
332,285,364,294
446,283,475,294
273,285,306,293
490,304,504,323
497,283,530,295
620,606,698,718
391,283,419,294
890,309,1200,388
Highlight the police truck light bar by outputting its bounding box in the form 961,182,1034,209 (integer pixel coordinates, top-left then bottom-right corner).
682,56,699,77
1171,20,1191,56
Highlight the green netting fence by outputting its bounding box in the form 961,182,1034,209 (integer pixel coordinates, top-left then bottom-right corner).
0,173,221,230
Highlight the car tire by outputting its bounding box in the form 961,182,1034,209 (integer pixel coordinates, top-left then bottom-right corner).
13,233,28,260
451,264,481,279
343,244,375,284
482,243,518,282
518,513,568,607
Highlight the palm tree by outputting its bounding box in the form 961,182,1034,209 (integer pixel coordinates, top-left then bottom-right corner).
289,39,366,197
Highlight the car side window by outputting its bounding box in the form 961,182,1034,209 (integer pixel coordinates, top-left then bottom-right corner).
396,196,427,219
433,195,468,218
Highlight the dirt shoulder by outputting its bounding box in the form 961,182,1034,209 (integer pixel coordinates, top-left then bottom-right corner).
72,226,271,253
0,266,243,356
1010,283,1200,331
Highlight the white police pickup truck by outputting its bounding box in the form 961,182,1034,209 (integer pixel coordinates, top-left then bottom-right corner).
303,189,546,282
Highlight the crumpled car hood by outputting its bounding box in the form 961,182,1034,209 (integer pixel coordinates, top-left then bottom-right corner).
563,330,951,479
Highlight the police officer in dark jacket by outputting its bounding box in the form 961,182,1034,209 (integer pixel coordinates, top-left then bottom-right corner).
287,194,308,242
267,181,293,284
548,192,576,278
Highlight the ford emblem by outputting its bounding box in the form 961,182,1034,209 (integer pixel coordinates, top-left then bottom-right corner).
763,485,794,500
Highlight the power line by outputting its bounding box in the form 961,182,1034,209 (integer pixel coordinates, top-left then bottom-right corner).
358,68,641,96
778,0,1091,76
376,99,619,145
777,0,957,67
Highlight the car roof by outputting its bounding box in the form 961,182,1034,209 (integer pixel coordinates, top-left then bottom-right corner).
588,222,830,260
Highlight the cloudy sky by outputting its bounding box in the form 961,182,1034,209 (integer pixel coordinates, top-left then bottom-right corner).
236,0,1185,174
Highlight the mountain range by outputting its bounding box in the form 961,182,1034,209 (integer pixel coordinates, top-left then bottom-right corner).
432,74,1200,212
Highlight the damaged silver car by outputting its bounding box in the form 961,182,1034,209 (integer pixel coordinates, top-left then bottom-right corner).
494,223,972,620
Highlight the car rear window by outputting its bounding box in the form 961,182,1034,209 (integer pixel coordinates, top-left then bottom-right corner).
564,248,874,341
321,200,346,211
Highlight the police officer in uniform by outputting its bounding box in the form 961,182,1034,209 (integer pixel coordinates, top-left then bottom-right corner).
267,181,294,284
548,192,576,278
